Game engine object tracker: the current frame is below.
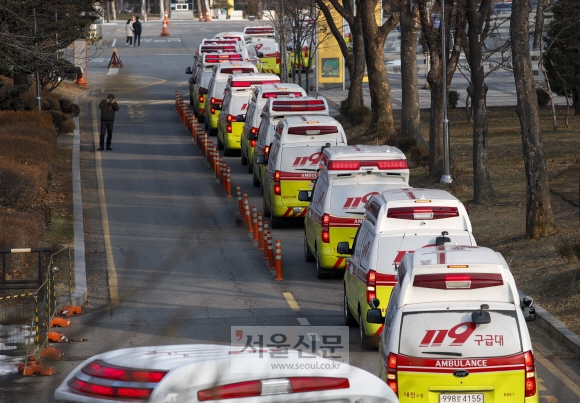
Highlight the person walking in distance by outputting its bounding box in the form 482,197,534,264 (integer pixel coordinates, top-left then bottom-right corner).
133,16,142,47
125,18,134,46
98,94,119,151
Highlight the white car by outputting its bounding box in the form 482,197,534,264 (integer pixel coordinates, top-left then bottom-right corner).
54,344,399,403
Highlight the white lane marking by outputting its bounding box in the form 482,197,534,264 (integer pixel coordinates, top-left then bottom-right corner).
107,68,120,75
283,292,300,311
111,39,116,48
297,318,310,326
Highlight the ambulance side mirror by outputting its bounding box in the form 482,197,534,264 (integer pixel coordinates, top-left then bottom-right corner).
471,304,491,324
522,296,536,322
247,131,257,140
336,242,352,255
188,77,195,84
367,299,382,324
257,51,264,58
256,155,267,164
436,231,451,246
298,191,311,202
186,66,192,74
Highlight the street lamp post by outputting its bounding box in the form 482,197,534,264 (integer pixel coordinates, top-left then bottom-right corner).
440,0,452,184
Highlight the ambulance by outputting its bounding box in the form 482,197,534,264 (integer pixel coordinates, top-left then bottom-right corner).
301,146,410,278
339,188,476,349
258,116,348,228
217,73,280,155
252,97,330,189
254,39,281,75
204,61,259,136
187,52,243,122
241,84,307,171
368,245,538,403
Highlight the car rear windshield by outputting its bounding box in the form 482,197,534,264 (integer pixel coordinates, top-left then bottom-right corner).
329,181,408,216
399,310,522,358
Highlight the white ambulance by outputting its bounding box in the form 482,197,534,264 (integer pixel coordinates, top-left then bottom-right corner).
252,97,330,189
339,188,476,349
368,245,538,403
301,145,410,278
258,116,348,228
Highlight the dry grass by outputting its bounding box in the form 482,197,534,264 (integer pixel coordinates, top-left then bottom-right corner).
339,105,580,334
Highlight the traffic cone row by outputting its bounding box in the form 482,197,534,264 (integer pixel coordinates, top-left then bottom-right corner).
174,90,282,280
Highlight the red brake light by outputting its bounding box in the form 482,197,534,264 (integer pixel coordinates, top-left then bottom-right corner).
211,107,216,114
524,351,537,397
264,145,270,156
210,97,215,104
201,45,237,53
287,126,338,135
274,170,281,195
327,159,408,170
413,273,504,289
251,127,259,134
262,92,303,98
386,353,398,395
81,360,167,382
199,95,204,103
271,99,326,111
232,80,279,87
220,67,256,74
290,377,349,392
387,206,459,220
227,114,236,122
366,269,376,302
204,53,243,63
321,213,330,243
198,380,261,401
250,139,256,147
227,124,232,133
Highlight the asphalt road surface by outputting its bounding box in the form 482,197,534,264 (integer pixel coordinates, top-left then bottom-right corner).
2,20,579,403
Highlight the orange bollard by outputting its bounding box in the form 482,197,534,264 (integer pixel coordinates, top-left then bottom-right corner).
191,120,196,140
257,214,264,250
236,184,244,216
262,222,270,258
226,167,232,197
252,205,259,241
243,198,253,234
267,232,275,268
274,240,284,280
222,162,228,190
50,317,70,328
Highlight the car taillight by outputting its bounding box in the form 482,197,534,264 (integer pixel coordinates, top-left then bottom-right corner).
81,360,167,382
227,125,232,133
524,351,536,397
68,379,153,399
387,206,459,220
274,170,281,195
199,95,204,103
276,51,280,64
385,353,398,395
232,80,279,87
210,97,216,104
413,273,504,289
264,145,270,157
251,127,259,134
366,269,376,302
227,114,235,122
327,160,408,170
321,213,330,243
250,139,256,147
211,107,216,114
198,377,349,401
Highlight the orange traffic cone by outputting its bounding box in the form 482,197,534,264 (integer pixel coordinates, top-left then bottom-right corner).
161,21,170,36
205,9,211,22
163,11,170,26
75,68,88,86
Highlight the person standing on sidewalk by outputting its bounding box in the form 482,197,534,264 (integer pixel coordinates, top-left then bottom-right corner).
98,94,119,151
125,18,134,46
133,16,142,47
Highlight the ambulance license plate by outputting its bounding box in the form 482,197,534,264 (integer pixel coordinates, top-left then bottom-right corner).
439,394,483,403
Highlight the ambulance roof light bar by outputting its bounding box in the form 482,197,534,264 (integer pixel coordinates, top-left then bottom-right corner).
413,273,504,290
327,160,408,171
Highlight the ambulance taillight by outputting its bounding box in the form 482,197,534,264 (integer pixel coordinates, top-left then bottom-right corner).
321,214,330,243
524,351,537,397
413,273,504,289
366,270,377,302
264,145,270,157
250,140,256,147
274,171,281,195
386,353,398,395
387,206,459,220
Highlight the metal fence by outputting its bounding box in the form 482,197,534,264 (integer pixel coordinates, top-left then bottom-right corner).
0,247,70,374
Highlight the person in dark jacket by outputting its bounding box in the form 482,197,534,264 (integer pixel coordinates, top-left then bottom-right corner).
98,93,119,151
132,16,142,47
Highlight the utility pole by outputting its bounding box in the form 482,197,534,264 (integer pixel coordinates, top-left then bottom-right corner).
440,0,452,184
34,8,42,112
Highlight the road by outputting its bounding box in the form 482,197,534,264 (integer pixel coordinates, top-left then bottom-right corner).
2,20,579,403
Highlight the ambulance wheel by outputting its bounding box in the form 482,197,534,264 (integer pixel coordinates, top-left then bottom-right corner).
344,289,357,327
304,234,315,262
209,128,217,136
263,197,271,217
316,250,329,279
241,151,248,166
252,171,260,187
270,208,282,229
223,146,232,157
197,114,205,124
247,160,253,173
217,136,224,150
359,310,378,350
204,121,209,132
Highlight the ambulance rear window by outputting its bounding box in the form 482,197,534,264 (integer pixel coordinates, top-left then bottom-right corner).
399,310,522,358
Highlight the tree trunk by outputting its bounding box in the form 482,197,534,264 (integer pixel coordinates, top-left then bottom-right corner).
111,0,116,20
532,0,546,50
574,91,580,115
400,2,424,146
359,0,399,137
511,0,555,239
427,63,444,178
347,14,366,110
467,0,495,203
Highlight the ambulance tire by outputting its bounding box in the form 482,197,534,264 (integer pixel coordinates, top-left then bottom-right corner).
217,136,224,150
247,160,253,174
344,290,357,327
252,171,260,187
241,151,248,166
204,120,209,132
316,251,329,279
263,197,271,217
304,234,315,262
270,209,283,229
209,128,217,136
197,114,205,124
359,310,379,350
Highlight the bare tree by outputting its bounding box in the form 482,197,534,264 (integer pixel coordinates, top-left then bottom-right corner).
418,0,466,178
510,0,555,238
400,0,424,145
